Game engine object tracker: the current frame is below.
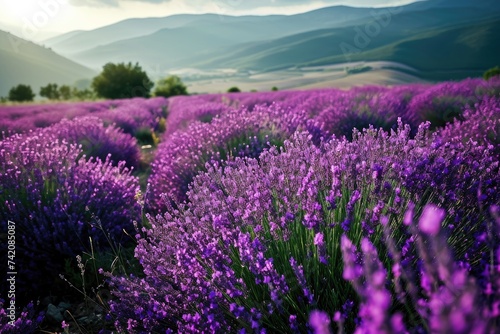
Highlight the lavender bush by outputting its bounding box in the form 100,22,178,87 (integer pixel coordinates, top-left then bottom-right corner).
165,96,232,136
1,77,499,333
0,300,43,334
439,96,500,156
43,116,141,168
0,129,141,303
109,116,499,332
407,77,500,129
310,203,500,334
0,97,167,136
146,103,306,212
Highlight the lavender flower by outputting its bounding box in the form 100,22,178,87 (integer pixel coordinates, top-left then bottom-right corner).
309,310,332,334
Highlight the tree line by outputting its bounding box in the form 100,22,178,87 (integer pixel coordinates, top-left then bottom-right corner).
1,61,285,103
2,62,189,102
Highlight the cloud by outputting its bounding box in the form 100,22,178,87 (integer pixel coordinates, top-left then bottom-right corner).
194,0,412,10
68,0,173,7
68,0,411,9
68,0,119,7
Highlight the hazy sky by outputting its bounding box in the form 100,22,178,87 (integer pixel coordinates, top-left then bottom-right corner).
1,0,420,40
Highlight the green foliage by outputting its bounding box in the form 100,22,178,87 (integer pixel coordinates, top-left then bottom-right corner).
59,85,72,100
40,83,60,100
345,65,373,75
157,117,167,133
135,127,157,146
74,78,92,90
8,84,35,102
227,86,241,93
484,66,500,80
72,87,95,101
271,86,278,91
153,75,188,98
92,62,154,99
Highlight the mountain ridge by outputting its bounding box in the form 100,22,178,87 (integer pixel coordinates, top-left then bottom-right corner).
0,30,96,97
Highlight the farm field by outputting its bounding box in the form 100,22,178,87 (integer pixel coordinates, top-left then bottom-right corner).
1,77,500,333
180,62,426,94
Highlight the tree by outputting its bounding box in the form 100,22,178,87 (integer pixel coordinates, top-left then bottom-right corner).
8,84,35,102
59,85,72,100
92,62,153,99
40,83,60,100
484,66,500,80
154,75,188,98
227,86,241,93
72,87,95,101
271,86,278,91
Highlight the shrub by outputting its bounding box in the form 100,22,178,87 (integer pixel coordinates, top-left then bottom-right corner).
164,96,232,136
227,86,241,93
154,75,188,98
484,66,500,81
407,78,500,129
0,131,141,302
92,62,154,99
39,83,60,100
8,84,35,102
134,127,156,146
109,120,498,332
145,105,294,212
311,203,500,333
95,97,168,136
0,300,43,334
44,116,141,168
438,96,500,156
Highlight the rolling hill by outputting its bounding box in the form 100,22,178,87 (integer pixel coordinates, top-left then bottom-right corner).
305,17,500,80
0,30,96,98
187,6,500,79
44,6,385,59
47,0,500,82
45,6,378,68
14,0,500,90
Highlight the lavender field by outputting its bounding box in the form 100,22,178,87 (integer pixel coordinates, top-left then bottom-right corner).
1,78,500,333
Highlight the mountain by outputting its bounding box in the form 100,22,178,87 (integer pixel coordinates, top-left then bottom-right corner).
185,4,500,80
43,15,208,55
70,24,238,70
44,6,376,61
42,0,500,82
0,30,96,97
314,17,500,80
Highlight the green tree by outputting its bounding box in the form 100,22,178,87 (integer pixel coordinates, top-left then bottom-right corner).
154,75,188,98
40,83,60,100
71,87,95,101
59,85,72,100
271,86,278,91
8,84,35,102
92,62,153,99
484,66,500,80
227,86,241,93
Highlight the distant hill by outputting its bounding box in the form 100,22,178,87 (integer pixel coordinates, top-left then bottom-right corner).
43,15,207,55
0,30,96,97
41,0,500,82
188,6,500,80
317,17,500,80
44,7,379,58
45,6,377,67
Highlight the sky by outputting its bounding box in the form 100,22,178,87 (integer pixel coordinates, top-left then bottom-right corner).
0,0,420,41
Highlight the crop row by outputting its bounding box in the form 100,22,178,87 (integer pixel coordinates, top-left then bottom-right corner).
0,77,499,333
